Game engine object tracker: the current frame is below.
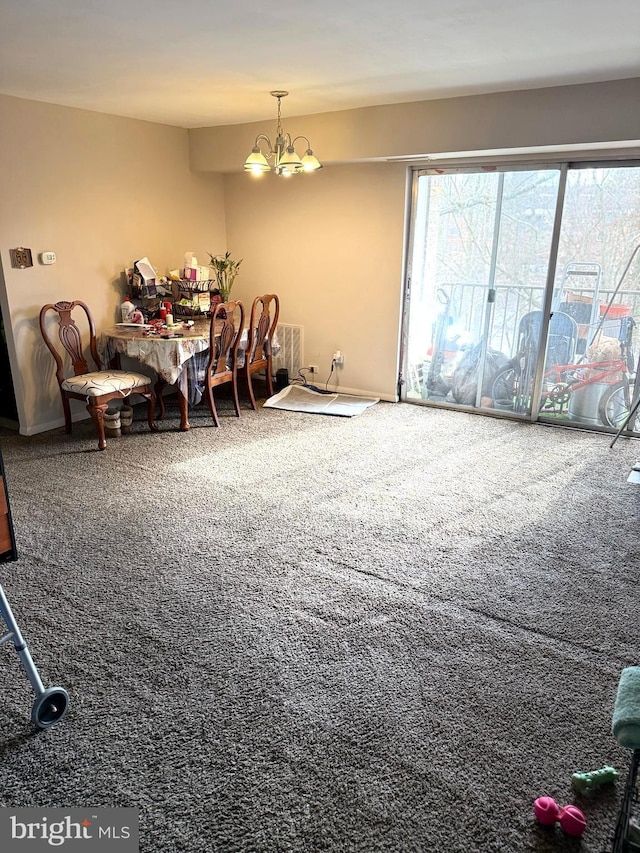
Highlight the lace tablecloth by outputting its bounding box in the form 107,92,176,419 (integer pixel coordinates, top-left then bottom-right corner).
100,319,212,386
100,319,278,406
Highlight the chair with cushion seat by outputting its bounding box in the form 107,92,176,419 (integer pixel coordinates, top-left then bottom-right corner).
39,300,157,450
205,300,245,427
240,293,280,409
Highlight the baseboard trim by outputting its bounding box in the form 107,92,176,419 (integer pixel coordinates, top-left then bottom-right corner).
308,384,397,402
21,389,397,436
20,412,90,437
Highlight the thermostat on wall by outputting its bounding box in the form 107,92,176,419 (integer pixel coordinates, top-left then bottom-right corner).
39,251,56,265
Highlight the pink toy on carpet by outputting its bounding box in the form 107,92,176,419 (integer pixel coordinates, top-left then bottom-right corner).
534,797,586,836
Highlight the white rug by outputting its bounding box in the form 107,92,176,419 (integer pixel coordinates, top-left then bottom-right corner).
263,384,379,417
627,461,640,484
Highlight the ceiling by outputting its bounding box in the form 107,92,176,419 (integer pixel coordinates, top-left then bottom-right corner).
2,0,640,129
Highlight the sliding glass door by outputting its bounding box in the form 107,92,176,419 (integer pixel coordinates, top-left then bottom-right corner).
547,165,640,432
402,161,640,436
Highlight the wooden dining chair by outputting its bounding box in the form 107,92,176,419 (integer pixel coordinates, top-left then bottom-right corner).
240,293,280,409
39,300,157,450
205,300,245,427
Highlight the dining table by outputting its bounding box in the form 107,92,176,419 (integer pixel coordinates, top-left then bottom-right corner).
100,318,248,431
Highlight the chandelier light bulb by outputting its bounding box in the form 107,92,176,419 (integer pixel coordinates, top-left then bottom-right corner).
301,149,322,172
278,145,303,173
243,145,270,175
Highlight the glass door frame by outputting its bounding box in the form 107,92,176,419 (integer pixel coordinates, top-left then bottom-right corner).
400,157,640,435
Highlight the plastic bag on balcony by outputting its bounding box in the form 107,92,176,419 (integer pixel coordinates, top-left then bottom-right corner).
451,342,509,405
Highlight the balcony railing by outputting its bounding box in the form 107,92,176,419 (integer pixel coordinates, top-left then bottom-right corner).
440,283,640,358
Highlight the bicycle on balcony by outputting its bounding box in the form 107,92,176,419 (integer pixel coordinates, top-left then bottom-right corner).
490,309,639,430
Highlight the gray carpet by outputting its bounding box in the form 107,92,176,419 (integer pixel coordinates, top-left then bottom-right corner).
0,395,638,852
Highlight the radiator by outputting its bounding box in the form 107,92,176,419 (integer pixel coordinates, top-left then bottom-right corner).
273,324,304,380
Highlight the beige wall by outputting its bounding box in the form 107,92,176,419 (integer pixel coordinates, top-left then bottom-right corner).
0,94,226,435
223,163,407,398
190,78,640,172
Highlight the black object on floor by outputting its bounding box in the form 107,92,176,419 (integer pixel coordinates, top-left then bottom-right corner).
276,368,289,390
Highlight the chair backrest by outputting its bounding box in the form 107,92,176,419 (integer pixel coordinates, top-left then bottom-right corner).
516,309,578,368
247,294,280,366
548,311,579,367
39,300,102,385
517,311,542,353
208,300,245,378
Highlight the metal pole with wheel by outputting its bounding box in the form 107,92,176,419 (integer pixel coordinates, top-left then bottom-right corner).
0,585,69,728
610,346,640,448
610,393,640,448
599,242,640,448
0,444,69,729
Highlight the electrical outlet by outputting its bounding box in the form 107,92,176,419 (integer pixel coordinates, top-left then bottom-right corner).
309,364,319,374
333,350,344,366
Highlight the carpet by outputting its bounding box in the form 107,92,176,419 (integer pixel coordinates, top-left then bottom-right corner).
0,396,638,852
263,383,379,416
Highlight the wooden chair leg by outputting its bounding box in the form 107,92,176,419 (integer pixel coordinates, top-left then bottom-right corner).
265,357,274,397
144,393,159,432
61,395,73,434
206,385,220,427
245,370,257,411
154,378,167,420
88,402,108,451
231,374,241,418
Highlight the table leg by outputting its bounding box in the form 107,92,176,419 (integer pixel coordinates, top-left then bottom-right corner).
175,366,192,431
177,387,190,431
155,376,189,430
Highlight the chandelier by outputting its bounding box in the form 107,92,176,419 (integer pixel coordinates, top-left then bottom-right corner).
243,91,322,177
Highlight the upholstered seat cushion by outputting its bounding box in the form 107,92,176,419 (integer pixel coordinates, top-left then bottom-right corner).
61,370,150,397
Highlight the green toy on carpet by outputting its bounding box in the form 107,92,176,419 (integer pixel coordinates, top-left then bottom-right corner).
571,765,619,794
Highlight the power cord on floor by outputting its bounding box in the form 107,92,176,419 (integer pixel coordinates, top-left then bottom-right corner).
288,361,338,394
291,367,312,386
